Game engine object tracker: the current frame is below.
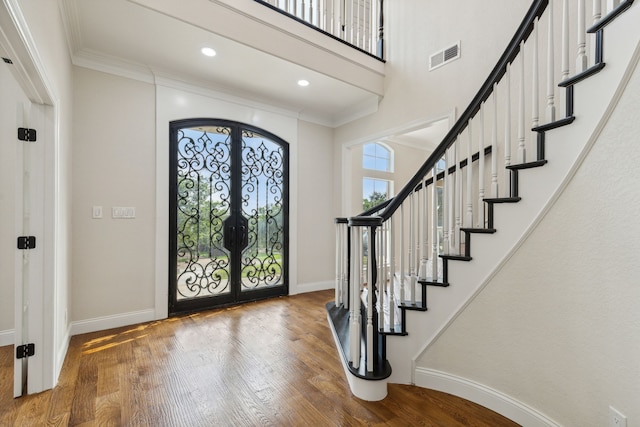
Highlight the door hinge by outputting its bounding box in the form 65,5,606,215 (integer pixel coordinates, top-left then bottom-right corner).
17,127,37,142
16,343,35,359
17,236,36,250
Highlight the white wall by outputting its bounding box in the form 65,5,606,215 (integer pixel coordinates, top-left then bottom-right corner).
67,0,534,331
69,68,336,327
296,120,336,290
416,56,640,426
334,0,530,147
72,67,156,321
154,83,301,318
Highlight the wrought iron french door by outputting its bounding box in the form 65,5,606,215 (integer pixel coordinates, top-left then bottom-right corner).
169,119,289,314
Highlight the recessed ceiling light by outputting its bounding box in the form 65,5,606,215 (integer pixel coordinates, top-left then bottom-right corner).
201,47,217,57
297,79,310,87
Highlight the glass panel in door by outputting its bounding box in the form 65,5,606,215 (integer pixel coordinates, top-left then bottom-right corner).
174,126,232,303
170,120,288,314
240,130,286,292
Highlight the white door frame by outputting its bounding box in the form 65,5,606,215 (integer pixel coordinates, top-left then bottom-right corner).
1,0,58,396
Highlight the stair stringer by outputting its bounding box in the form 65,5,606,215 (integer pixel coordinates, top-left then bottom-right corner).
384,4,640,386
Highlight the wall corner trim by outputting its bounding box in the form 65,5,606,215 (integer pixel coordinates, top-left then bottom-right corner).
414,368,561,427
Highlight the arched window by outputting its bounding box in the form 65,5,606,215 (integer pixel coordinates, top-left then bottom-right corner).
362,142,393,172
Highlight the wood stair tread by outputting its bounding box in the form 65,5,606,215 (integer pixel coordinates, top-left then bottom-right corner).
483,197,521,204
440,254,472,261
399,301,428,311
559,63,606,87
418,279,450,287
588,0,635,33
532,116,575,132
506,160,548,170
380,325,408,336
461,228,497,234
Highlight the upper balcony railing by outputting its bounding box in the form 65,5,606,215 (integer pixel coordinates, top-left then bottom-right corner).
254,0,385,60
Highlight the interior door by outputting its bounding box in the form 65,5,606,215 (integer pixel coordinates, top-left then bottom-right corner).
0,59,22,398
169,119,288,315
8,101,45,397
1,10,51,397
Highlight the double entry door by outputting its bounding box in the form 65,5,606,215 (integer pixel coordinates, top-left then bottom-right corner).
169,119,289,314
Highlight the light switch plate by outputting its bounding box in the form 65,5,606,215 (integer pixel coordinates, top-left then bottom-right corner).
92,206,103,219
112,207,136,219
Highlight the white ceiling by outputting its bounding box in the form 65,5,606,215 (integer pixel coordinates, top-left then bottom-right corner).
60,0,381,126
387,119,450,151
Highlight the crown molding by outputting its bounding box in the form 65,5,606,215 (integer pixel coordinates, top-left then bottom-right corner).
72,48,155,84
58,0,82,57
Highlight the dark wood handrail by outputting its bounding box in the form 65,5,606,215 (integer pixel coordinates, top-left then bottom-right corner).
354,146,492,217
358,198,393,217
377,0,548,221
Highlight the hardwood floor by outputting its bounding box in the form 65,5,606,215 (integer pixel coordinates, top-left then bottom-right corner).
0,290,519,426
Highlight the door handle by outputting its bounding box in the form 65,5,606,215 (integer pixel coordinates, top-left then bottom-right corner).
223,217,249,252
223,218,235,252
240,225,248,251
237,215,249,251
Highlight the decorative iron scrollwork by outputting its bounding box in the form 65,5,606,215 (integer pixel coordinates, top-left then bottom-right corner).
176,127,232,299
171,120,288,312
241,130,285,289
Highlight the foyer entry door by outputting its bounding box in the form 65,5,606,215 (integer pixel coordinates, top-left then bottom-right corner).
169,119,289,315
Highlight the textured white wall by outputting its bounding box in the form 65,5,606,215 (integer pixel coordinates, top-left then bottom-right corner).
417,55,640,426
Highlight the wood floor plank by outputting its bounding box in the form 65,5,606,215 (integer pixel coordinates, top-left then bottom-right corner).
68,358,98,425
0,290,520,426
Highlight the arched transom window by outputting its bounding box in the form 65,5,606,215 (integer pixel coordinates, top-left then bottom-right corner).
362,142,393,172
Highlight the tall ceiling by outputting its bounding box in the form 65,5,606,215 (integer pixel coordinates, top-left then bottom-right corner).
59,0,383,126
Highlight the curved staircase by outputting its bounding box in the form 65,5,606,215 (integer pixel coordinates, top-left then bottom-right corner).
327,0,639,419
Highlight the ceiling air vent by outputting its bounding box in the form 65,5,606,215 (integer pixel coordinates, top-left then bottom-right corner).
429,41,461,71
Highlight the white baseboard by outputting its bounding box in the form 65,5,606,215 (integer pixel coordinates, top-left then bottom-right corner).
0,329,14,346
290,280,334,295
70,309,156,336
54,327,71,385
414,367,560,427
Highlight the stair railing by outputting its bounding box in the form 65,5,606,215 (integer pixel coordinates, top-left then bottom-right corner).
255,0,385,59
334,0,633,377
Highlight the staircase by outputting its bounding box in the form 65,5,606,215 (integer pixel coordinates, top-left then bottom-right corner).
328,0,639,408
